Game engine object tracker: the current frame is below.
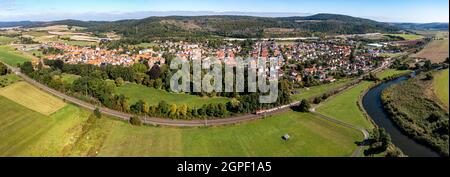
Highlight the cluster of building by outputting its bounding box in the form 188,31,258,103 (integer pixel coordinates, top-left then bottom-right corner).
40,38,392,83
43,43,165,68
278,41,387,82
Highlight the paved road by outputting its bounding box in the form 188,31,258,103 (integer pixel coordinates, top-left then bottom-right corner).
310,107,370,157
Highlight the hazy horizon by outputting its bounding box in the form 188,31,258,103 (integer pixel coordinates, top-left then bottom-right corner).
0,0,449,23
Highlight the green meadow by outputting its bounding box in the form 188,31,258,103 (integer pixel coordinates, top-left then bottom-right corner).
0,45,33,66
116,83,231,107
0,81,363,157
291,79,353,101
385,33,424,40
316,81,375,129
376,69,411,80
433,69,449,109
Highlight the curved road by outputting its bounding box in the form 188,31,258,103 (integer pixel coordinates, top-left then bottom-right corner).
310,107,370,157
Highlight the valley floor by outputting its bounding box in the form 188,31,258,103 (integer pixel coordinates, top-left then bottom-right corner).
0,81,362,157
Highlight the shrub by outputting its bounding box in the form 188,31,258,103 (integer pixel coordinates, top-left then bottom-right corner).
130,116,143,126
313,97,322,104
297,99,311,112
115,77,124,87
94,107,102,118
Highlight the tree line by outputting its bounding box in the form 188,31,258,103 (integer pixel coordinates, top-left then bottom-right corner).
19,59,292,120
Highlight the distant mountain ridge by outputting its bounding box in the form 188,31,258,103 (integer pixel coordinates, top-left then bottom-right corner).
0,21,40,28
1,13,404,38
393,22,449,30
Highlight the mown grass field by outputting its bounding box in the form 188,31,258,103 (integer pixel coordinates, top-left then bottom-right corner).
134,42,158,48
0,78,363,157
22,31,49,38
316,81,375,129
385,33,424,40
98,110,362,157
62,40,97,47
433,69,449,109
413,32,449,63
291,79,352,101
0,45,33,66
376,69,411,80
116,83,231,107
0,82,66,115
0,97,92,157
0,36,17,44
0,88,363,156
379,53,402,58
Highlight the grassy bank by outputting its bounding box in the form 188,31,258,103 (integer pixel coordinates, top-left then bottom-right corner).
376,69,411,80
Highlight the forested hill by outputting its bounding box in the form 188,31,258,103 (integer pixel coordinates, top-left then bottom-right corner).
2,14,402,38
86,14,401,39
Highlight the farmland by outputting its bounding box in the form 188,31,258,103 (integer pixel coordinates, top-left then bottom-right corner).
385,33,424,40
0,45,33,66
98,110,362,157
413,32,449,63
0,97,91,157
0,82,66,115
316,81,375,129
0,81,363,157
116,83,231,107
61,40,98,47
433,69,449,110
134,42,158,48
0,36,17,44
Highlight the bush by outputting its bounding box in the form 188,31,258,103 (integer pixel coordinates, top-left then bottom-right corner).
115,77,125,87
130,116,143,126
94,107,102,118
313,97,322,104
297,99,311,112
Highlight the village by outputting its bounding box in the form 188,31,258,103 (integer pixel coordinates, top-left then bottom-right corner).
22,36,403,85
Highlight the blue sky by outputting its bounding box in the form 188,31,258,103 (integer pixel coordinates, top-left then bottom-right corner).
0,0,448,22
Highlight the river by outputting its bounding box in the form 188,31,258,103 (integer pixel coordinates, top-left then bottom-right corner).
362,73,440,157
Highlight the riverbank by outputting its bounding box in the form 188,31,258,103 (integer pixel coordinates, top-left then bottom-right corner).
363,74,440,157
381,72,449,156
